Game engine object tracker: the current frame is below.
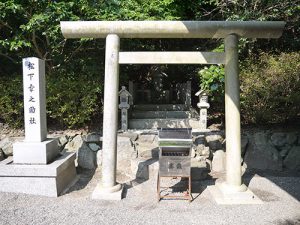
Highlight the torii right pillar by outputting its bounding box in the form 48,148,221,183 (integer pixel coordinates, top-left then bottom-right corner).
208,34,262,204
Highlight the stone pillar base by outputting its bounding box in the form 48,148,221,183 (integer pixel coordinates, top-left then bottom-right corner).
208,179,263,204
13,138,60,164
92,183,123,200
0,152,77,197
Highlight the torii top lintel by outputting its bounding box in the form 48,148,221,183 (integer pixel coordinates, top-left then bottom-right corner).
60,21,285,39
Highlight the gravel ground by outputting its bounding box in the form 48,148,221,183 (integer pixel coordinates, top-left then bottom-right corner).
0,169,299,225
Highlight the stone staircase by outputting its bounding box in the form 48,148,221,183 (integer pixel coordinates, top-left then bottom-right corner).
129,104,200,129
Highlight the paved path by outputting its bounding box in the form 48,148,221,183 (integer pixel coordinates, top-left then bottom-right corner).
0,169,299,225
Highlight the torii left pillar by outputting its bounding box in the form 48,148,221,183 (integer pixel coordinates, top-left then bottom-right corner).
92,34,123,200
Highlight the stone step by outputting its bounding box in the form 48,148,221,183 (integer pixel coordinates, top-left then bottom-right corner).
132,104,188,111
129,118,201,129
131,110,191,119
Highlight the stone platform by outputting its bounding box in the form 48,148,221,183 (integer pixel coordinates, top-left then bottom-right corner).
0,152,77,197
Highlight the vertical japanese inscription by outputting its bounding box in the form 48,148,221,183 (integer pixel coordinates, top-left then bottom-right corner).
23,57,47,142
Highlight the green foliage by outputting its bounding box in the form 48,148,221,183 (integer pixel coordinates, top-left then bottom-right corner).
198,65,224,102
46,72,103,128
0,75,23,127
240,52,300,124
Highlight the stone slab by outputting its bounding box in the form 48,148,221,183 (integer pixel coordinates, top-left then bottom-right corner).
13,138,60,164
92,184,124,200
129,118,201,129
0,152,77,197
208,184,263,205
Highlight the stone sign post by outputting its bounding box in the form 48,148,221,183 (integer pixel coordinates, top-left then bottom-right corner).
118,86,133,131
0,57,77,197
13,58,59,164
195,90,210,130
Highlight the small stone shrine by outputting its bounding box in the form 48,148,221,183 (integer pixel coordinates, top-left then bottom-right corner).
0,57,77,197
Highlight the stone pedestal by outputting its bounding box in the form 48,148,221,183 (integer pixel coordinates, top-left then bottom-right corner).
208,179,262,204
0,153,78,197
13,139,59,164
92,183,124,201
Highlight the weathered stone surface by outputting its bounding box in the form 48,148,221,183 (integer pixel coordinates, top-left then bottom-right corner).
0,137,22,156
118,132,138,142
283,146,300,170
270,132,286,147
117,136,135,175
279,145,292,158
286,133,297,145
65,135,83,152
244,133,282,171
212,150,226,172
58,135,69,151
138,146,159,158
194,135,205,145
88,143,100,152
205,134,223,151
241,135,249,155
0,149,4,161
77,142,97,169
83,133,102,143
138,134,157,144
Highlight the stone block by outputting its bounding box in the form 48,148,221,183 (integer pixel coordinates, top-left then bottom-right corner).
0,137,23,156
270,132,286,147
0,149,4,161
205,134,224,151
283,146,300,170
77,142,97,169
83,133,102,143
212,150,226,172
65,135,83,152
13,138,60,164
0,152,77,197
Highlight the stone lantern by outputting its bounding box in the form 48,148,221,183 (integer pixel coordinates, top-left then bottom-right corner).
195,90,210,130
119,86,133,131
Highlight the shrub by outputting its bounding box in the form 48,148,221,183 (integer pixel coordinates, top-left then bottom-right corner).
0,73,103,128
240,52,300,124
0,75,23,127
46,73,103,128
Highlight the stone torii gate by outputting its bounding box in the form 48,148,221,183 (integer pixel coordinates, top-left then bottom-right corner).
60,21,285,203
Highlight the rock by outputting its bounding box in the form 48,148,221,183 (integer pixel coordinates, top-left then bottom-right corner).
88,143,100,152
205,134,224,151
138,147,159,158
199,146,210,157
241,135,249,155
117,136,135,174
244,133,282,171
0,149,4,161
118,132,138,142
191,146,196,158
283,146,300,170
0,137,13,156
286,133,297,145
58,135,69,151
138,134,157,144
194,135,205,145
270,132,286,147
279,145,292,158
254,132,269,145
77,142,97,169
65,135,83,152
212,150,226,172
83,133,102,143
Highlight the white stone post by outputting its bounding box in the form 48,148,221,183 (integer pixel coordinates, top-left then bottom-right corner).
95,34,122,197
224,34,246,191
13,57,59,164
